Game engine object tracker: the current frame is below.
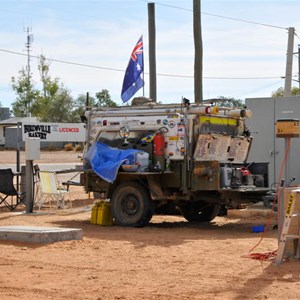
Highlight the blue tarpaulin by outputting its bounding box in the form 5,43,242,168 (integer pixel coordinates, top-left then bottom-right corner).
85,141,142,183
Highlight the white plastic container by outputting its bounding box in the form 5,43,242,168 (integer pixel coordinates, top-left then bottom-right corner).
136,152,149,172
220,167,232,188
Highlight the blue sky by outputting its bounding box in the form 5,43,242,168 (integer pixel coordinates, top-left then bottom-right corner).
0,0,300,108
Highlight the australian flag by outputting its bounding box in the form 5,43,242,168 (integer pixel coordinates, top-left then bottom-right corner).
121,36,144,103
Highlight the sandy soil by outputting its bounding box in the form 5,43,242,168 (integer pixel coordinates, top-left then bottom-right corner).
0,151,299,300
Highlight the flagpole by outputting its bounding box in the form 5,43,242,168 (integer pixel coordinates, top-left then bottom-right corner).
142,72,145,97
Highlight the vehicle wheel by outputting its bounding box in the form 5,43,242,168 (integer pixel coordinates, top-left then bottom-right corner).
111,181,154,227
218,205,228,216
180,201,221,222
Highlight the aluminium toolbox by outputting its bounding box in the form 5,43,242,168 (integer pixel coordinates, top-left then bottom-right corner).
91,201,114,226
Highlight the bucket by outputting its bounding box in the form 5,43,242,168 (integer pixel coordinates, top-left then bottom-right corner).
252,225,265,233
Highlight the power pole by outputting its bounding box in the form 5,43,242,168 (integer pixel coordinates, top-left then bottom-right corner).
148,2,157,102
284,27,295,97
24,27,33,116
193,0,203,103
298,44,300,89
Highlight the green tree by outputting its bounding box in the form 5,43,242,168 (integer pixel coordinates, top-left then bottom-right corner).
11,68,40,117
272,87,300,97
74,94,96,109
70,94,97,122
95,89,117,107
31,55,62,120
40,87,74,122
211,96,244,108
70,91,117,122
38,55,59,99
11,55,117,122
30,55,74,122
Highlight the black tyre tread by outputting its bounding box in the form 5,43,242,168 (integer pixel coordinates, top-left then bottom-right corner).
180,201,220,222
111,181,153,227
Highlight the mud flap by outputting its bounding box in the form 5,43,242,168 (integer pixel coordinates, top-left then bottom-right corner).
147,175,165,200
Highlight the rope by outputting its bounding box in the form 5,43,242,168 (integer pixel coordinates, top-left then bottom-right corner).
242,250,277,262
242,139,292,261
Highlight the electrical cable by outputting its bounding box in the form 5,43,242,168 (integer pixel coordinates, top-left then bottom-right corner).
0,48,284,81
242,138,292,262
240,79,284,98
2,1,290,31
140,0,288,30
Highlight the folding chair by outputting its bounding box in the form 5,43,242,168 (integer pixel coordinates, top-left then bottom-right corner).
0,168,26,211
36,170,72,210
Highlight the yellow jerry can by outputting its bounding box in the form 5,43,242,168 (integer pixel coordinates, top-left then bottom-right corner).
96,202,113,226
90,203,99,224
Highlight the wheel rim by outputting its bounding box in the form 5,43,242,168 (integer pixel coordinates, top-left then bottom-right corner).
121,194,140,216
111,181,153,227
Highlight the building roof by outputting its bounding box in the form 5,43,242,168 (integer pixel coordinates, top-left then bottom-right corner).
0,117,38,126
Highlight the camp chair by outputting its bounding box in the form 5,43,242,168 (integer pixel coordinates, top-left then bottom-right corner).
0,168,26,211
36,170,72,210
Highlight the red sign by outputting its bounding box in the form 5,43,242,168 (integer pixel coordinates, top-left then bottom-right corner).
59,127,80,133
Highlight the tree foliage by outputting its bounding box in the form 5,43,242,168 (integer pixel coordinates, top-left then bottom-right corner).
71,94,97,122
11,55,118,121
209,96,244,108
11,68,40,117
11,55,71,121
95,89,117,107
71,91,117,122
32,55,73,122
272,87,300,97
39,55,59,99
36,87,74,122
75,93,97,109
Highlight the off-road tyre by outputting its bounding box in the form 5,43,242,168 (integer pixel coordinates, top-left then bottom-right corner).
111,181,154,227
180,201,221,222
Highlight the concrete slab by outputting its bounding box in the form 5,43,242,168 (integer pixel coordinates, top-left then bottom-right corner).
0,226,83,244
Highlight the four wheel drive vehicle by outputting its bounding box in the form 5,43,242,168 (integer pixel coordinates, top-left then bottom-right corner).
80,101,269,227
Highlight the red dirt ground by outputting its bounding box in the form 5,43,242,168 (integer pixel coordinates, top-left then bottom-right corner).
0,150,299,300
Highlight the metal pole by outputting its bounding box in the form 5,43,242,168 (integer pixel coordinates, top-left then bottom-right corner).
16,122,21,173
284,27,295,97
193,0,203,103
148,2,157,102
16,122,21,190
298,44,300,89
25,138,40,213
86,91,89,110
284,137,291,186
25,160,34,213
142,72,145,97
